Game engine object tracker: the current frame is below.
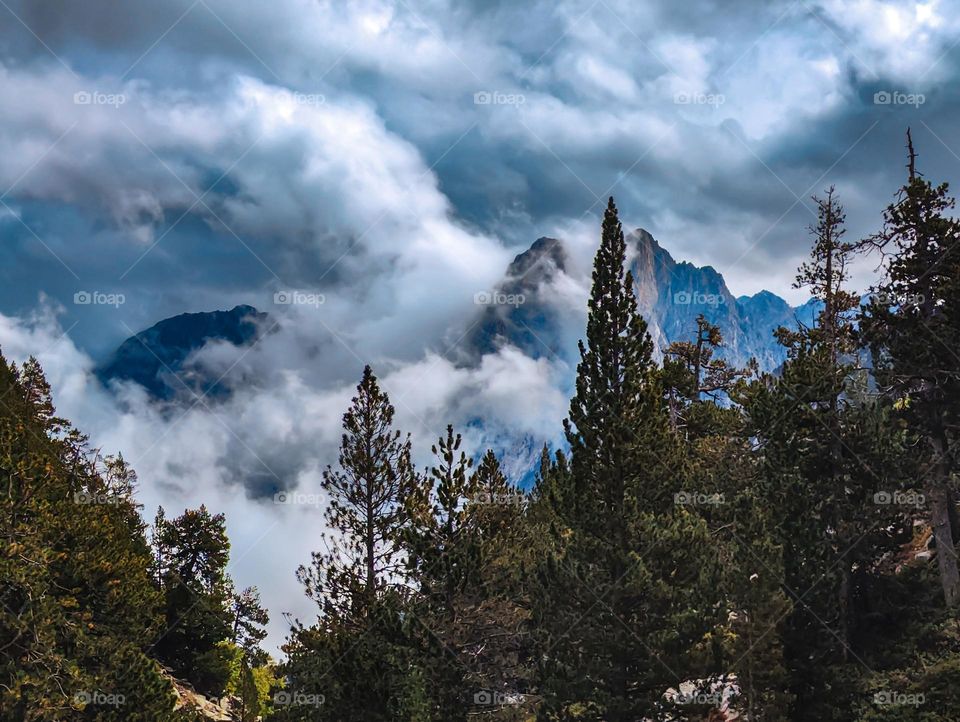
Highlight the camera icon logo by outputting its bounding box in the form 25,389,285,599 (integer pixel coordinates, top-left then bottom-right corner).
74,291,92,304
673,291,692,305
474,690,494,705
474,91,492,105
873,91,892,105
873,491,892,505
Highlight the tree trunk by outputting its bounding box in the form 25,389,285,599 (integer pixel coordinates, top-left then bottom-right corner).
839,564,850,661
930,436,960,606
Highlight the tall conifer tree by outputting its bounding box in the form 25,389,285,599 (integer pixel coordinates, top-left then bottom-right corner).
861,132,960,607
535,198,722,721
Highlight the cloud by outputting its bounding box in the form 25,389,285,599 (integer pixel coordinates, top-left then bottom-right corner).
0,61,514,359
0,302,568,654
3,0,960,330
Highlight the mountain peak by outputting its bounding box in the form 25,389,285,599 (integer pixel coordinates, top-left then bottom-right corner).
627,228,676,273
630,227,659,247
97,305,266,399
506,236,566,279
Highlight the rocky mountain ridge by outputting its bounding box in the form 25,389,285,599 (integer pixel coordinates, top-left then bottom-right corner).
98,231,818,401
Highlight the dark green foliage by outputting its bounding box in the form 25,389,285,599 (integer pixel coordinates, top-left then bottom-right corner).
861,131,960,608
0,353,181,720
534,198,724,720
153,505,235,696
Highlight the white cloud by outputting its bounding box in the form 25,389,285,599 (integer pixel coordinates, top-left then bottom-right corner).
0,302,568,654
815,0,956,80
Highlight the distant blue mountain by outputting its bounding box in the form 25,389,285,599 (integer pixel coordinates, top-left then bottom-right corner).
626,228,823,369
97,304,266,399
468,228,820,372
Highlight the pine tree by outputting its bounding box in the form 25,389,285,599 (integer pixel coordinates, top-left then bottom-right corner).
861,131,960,608
154,505,235,695
745,188,912,719
535,198,723,721
282,365,421,721
662,313,749,436
297,365,416,620
230,586,270,663
403,424,478,721
564,197,661,518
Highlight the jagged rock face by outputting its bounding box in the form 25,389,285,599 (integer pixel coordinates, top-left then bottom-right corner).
625,228,816,370
467,236,569,362
627,228,736,358
97,304,266,399
470,229,818,373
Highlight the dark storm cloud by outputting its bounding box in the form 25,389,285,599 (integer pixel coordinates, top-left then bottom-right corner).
2,0,958,323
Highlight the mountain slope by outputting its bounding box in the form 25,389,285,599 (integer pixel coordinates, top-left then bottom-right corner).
97,304,266,399
470,229,818,372
467,236,569,362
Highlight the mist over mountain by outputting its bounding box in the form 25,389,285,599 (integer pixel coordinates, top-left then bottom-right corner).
100,231,821,404
97,305,267,400
95,231,822,496
467,236,570,363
